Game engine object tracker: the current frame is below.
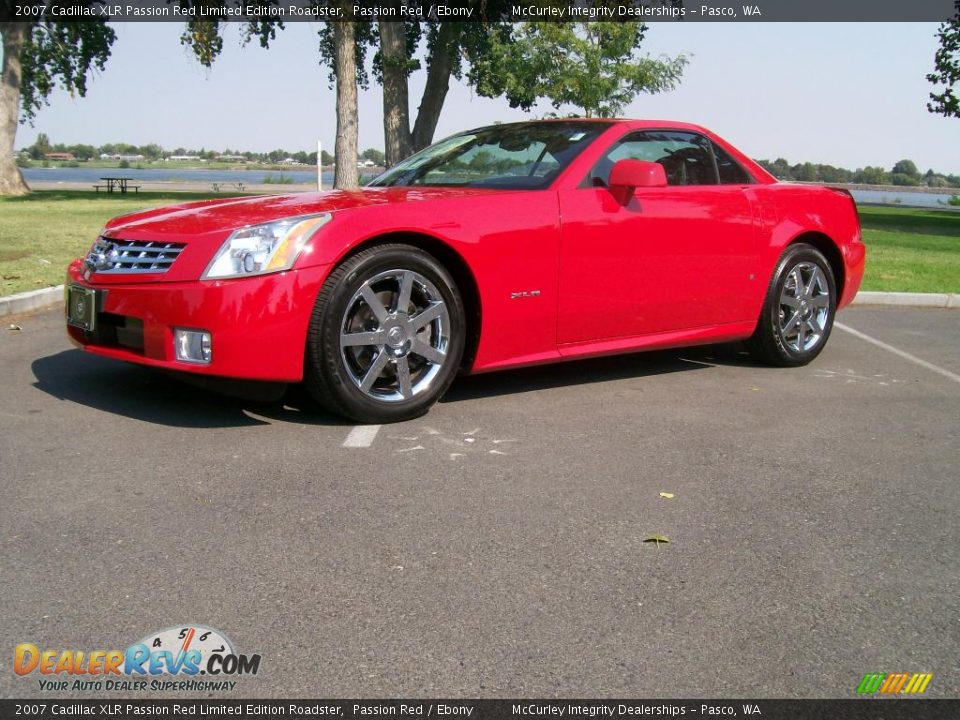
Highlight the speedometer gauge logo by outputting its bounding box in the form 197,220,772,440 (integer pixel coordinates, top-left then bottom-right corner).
125,625,258,677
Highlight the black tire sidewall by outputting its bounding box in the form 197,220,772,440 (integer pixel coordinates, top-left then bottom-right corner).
310,245,465,423
761,244,837,366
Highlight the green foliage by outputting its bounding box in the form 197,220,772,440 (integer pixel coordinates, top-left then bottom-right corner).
361,148,385,166
949,195,960,206
890,172,922,186
475,23,687,117
17,18,116,123
856,166,892,185
892,159,920,177
27,132,50,159
756,158,960,188
179,13,283,68
928,0,960,118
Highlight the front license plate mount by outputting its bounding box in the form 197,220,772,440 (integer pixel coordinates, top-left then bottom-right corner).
66,285,98,332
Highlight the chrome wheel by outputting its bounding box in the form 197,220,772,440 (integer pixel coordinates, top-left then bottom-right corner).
778,261,830,353
339,269,451,403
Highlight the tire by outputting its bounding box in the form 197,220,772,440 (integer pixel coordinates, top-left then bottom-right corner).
305,243,465,423
747,243,837,367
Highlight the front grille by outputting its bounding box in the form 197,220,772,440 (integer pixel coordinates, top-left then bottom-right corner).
85,237,186,274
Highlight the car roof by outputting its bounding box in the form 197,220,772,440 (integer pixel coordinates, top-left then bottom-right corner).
463,118,712,135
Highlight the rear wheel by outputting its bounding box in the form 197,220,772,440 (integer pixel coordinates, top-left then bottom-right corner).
748,243,837,367
305,244,465,423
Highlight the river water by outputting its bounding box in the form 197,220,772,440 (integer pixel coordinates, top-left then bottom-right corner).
20,167,960,209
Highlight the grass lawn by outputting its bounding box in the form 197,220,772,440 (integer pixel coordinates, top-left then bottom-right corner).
0,190,229,296
858,205,960,293
0,190,958,298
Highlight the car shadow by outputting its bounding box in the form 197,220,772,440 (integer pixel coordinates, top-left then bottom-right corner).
31,343,759,428
31,350,347,429
443,342,754,403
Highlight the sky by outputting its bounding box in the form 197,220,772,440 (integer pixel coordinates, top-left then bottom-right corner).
15,21,960,174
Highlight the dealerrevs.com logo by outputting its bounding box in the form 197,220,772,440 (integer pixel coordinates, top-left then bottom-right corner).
14,625,261,692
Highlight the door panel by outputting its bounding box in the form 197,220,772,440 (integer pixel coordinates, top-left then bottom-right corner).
558,185,757,344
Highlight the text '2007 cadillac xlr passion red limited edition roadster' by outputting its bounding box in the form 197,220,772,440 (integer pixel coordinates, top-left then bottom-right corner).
66,120,865,423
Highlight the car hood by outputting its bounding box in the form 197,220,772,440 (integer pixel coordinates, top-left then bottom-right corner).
102,186,497,243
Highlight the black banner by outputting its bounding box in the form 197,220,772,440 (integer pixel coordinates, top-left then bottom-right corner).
1,700,959,720
0,0,957,23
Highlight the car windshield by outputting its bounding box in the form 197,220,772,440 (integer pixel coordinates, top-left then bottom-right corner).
367,121,611,190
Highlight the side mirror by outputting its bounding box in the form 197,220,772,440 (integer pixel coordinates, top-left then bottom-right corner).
609,159,667,190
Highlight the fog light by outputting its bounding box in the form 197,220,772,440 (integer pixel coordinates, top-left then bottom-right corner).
174,329,212,364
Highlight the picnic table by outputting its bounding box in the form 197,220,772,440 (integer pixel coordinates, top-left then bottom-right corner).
211,182,245,192
93,177,141,194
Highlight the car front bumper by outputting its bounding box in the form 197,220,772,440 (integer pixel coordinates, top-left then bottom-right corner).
65,260,330,382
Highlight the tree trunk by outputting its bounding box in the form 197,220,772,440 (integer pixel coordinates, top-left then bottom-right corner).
411,23,459,152
378,20,413,167
332,20,359,190
0,23,29,196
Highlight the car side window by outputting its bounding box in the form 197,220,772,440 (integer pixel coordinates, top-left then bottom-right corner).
589,131,719,187
712,141,753,184
417,139,560,186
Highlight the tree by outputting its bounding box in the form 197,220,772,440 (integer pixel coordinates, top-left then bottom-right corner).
0,7,115,195
361,147,385,166
182,12,366,189
854,166,890,185
27,131,49,160
928,0,960,118
890,173,921,186
372,18,501,164
330,19,359,189
475,23,687,118
794,162,818,182
891,159,920,177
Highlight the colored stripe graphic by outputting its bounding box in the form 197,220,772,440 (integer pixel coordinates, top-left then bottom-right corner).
857,673,885,694
857,672,932,694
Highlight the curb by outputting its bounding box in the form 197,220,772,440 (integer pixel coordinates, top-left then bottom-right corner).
0,285,63,317
851,291,958,309
0,286,957,318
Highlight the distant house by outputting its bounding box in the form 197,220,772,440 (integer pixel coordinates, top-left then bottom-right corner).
217,155,247,163
357,159,376,168
45,152,75,161
166,155,201,161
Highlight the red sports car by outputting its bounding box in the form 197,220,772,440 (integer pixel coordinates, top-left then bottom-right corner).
66,119,864,423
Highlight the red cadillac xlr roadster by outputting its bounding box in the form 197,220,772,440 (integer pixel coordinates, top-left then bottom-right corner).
66,120,865,423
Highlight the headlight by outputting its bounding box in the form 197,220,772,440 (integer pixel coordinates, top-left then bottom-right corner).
202,213,331,280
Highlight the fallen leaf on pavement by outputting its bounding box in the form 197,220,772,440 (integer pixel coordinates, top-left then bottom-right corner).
9,324,22,331
659,492,674,499
644,534,670,547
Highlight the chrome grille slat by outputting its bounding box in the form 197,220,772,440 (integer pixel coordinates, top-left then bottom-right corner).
85,237,186,274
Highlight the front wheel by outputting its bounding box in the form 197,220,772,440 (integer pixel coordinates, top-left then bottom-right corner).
305,244,465,423
747,243,837,367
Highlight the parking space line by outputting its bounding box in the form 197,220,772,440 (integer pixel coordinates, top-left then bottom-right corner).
835,322,960,385
342,425,381,448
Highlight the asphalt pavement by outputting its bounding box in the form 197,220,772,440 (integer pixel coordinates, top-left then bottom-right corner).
1,305,957,699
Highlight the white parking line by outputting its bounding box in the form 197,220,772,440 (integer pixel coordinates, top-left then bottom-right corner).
342,425,381,448
835,322,960,385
